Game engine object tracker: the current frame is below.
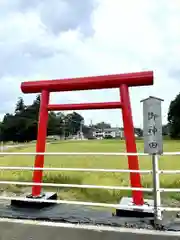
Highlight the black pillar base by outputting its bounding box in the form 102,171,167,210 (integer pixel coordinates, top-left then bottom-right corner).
115,197,155,218
11,192,58,209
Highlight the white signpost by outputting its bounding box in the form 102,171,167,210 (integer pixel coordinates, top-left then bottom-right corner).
141,96,164,222
141,96,164,155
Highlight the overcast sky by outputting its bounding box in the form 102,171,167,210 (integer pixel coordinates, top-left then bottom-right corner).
0,0,180,128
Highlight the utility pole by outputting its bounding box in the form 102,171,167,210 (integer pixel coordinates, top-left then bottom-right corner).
90,119,93,127
61,117,66,140
80,120,84,140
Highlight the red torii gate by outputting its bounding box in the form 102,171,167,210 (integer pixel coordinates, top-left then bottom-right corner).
21,71,153,206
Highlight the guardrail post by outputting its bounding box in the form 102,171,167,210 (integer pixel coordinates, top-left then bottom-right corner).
152,154,162,222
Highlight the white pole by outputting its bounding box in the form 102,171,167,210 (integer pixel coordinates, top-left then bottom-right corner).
0,142,3,152
80,123,82,140
152,154,162,221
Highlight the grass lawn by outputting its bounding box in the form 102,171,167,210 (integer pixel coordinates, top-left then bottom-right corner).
0,139,180,204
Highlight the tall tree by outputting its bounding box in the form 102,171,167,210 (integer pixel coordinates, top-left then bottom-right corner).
0,95,85,142
64,112,84,137
0,113,23,142
15,97,26,113
47,111,65,136
168,93,180,138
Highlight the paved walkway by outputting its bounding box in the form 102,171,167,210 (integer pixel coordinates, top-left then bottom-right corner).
1,144,24,151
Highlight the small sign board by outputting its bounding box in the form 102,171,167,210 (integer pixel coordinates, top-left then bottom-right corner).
141,96,164,154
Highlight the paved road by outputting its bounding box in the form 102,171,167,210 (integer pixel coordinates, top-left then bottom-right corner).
0,142,49,151
0,144,25,151
0,218,179,240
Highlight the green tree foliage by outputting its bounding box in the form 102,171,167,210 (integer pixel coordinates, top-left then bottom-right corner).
92,121,111,130
168,93,180,138
162,124,170,136
0,95,84,142
134,127,143,137
65,112,84,135
15,97,25,113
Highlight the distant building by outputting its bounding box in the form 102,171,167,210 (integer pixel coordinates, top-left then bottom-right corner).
92,128,124,139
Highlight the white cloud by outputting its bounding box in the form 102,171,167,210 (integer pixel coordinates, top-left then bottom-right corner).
0,0,180,128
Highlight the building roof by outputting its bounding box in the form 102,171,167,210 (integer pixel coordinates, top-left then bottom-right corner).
140,96,164,102
93,128,123,132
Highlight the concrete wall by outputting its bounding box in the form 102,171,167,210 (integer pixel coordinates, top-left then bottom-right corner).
0,218,179,240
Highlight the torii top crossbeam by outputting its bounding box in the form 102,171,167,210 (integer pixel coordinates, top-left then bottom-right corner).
21,71,153,93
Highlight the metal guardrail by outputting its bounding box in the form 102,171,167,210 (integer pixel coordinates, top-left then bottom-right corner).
0,151,180,222
0,151,180,155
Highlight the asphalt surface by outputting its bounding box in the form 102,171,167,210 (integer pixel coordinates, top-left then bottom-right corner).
0,200,179,232
0,219,180,240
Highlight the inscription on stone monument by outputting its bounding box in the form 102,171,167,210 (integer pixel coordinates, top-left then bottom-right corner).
141,96,164,154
